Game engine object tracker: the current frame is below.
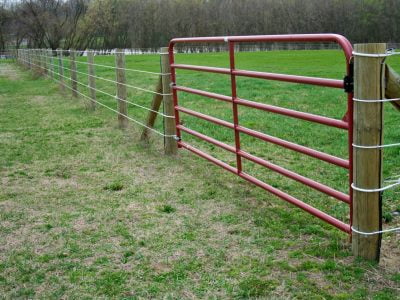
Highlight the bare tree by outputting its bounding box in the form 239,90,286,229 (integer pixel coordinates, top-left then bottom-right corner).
14,0,88,49
2,0,400,50
0,1,11,50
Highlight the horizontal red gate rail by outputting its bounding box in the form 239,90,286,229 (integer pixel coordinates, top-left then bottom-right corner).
179,140,351,234
172,64,344,89
178,125,350,204
176,106,349,168
174,85,349,129
169,34,354,234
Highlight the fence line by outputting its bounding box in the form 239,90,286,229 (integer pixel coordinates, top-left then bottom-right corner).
14,40,400,263
0,51,15,59
34,55,169,96
57,55,164,76
32,54,175,118
17,48,175,141
46,59,173,117
6,41,400,60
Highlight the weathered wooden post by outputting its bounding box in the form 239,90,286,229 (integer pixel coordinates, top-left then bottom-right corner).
35,49,41,74
46,49,50,75
42,49,47,75
160,47,177,155
36,49,39,68
50,49,55,79
87,50,96,110
58,50,65,91
140,76,163,141
27,50,32,69
48,49,54,79
40,49,43,66
352,43,386,261
70,50,78,97
115,49,128,129
32,50,37,73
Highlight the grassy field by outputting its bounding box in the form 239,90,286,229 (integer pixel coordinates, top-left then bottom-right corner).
0,48,399,298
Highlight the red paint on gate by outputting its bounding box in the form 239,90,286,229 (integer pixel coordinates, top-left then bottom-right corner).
169,34,354,234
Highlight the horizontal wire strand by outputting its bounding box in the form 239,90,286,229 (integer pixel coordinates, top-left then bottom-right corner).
20,57,174,138
385,174,400,183
352,142,400,149
32,50,166,75
352,50,400,58
351,180,400,193
52,49,162,55
32,53,170,96
353,97,400,103
36,58,174,118
27,57,174,120
351,226,400,235
61,56,167,76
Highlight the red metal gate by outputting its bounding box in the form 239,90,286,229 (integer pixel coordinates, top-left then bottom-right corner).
168,34,354,234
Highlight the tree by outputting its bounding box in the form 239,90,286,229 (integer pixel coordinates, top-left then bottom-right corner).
2,0,400,50
14,0,88,49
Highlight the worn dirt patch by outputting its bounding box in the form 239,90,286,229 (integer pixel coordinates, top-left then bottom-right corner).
73,217,96,232
31,95,48,104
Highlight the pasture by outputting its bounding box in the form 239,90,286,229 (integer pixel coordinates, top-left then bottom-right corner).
0,49,399,298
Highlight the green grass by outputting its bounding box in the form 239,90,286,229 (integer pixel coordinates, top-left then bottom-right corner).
0,49,399,298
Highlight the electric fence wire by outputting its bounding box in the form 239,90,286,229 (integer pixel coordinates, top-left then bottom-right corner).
19,56,175,138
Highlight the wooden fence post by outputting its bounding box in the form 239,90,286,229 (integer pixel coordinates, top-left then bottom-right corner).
27,50,31,69
46,49,50,75
352,43,386,261
115,49,128,129
87,50,96,110
58,50,65,91
42,49,47,75
35,50,39,71
49,49,54,79
140,76,163,141
36,49,41,74
160,47,177,155
70,50,78,97
40,49,44,73
32,50,37,73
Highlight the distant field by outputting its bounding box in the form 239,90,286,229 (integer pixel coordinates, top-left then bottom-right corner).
0,49,399,298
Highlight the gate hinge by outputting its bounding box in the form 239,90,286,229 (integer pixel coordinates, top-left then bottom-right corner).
344,75,353,93
343,61,354,93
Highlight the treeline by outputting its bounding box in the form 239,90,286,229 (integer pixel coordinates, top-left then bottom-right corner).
1,0,400,51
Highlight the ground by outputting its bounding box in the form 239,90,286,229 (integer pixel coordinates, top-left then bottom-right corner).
0,55,399,299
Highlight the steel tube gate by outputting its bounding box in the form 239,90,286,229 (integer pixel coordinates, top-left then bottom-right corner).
169,34,354,234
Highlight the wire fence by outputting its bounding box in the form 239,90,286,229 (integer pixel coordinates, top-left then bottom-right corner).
14,46,400,238
14,41,399,59
16,48,176,143
0,51,16,60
